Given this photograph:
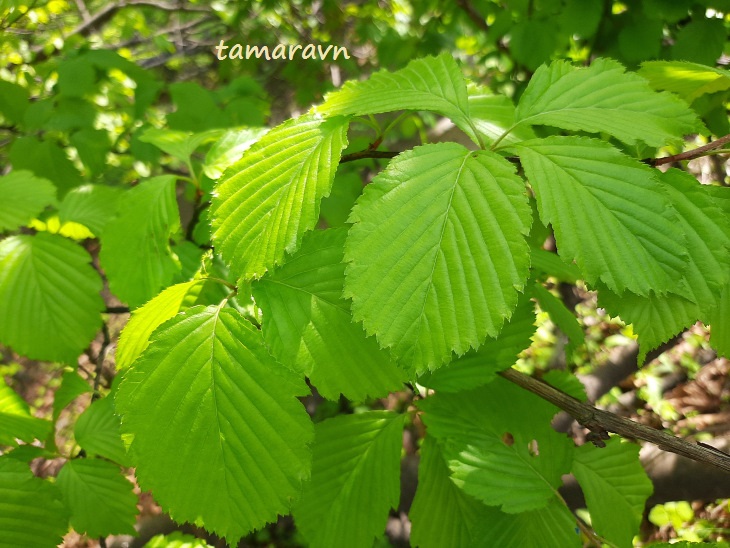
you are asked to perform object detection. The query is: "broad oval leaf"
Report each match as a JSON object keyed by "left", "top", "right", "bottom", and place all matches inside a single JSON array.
[
  {"left": 253, "top": 228, "right": 407, "bottom": 401},
  {"left": 0, "top": 457, "right": 68, "bottom": 547},
  {"left": 57, "top": 459, "right": 138, "bottom": 537},
  {"left": 0, "top": 233, "right": 103, "bottom": 364},
  {"left": 0, "top": 378, "right": 52, "bottom": 446},
  {"left": 0, "top": 170, "right": 57, "bottom": 232},
  {"left": 211, "top": 113, "right": 349, "bottom": 282},
  {"left": 116, "top": 305, "right": 313, "bottom": 542},
  {"left": 572, "top": 438, "right": 653, "bottom": 548},
  {"left": 345, "top": 143, "right": 532, "bottom": 372},
  {"left": 510, "top": 137, "right": 688, "bottom": 296},
  {"left": 512, "top": 58, "right": 702, "bottom": 147},
  {"left": 99, "top": 175, "right": 181, "bottom": 308},
  {"left": 58, "top": 184, "right": 122, "bottom": 237},
  {"left": 293, "top": 411, "right": 403, "bottom": 548},
  {"left": 419, "top": 376, "right": 574, "bottom": 513},
  {"left": 203, "top": 127, "right": 268, "bottom": 179},
  {"left": 467, "top": 84, "right": 536, "bottom": 146},
  {"left": 639, "top": 61, "right": 730, "bottom": 102},
  {"left": 315, "top": 52, "right": 478, "bottom": 144},
  {"left": 75, "top": 396, "right": 130, "bottom": 466}
]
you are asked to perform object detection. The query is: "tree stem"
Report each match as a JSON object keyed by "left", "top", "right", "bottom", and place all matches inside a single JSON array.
[{"left": 652, "top": 133, "right": 730, "bottom": 166}]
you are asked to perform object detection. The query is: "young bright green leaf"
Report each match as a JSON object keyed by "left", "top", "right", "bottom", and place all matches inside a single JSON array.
[
  {"left": 100, "top": 175, "right": 181, "bottom": 308},
  {"left": 0, "top": 170, "right": 57, "bottom": 232},
  {"left": 410, "top": 436, "right": 492, "bottom": 548},
  {"left": 57, "top": 459, "right": 138, "bottom": 537},
  {"left": 417, "top": 293, "right": 535, "bottom": 392},
  {"left": 467, "top": 498, "right": 580, "bottom": 548},
  {"left": 58, "top": 184, "right": 123, "bottom": 237},
  {"left": 75, "top": 396, "right": 130, "bottom": 466},
  {"left": 572, "top": 438, "right": 653, "bottom": 548},
  {"left": 512, "top": 59, "right": 702, "bottom": 147},
  {"left": 419, "top": 376, "right": 573, "bottom": 513},
  {"left": 52, "top": 370, "right": 92, "bottom": 421},
  {"left": 345, "top": 143, "right": 532, "bottom": 373},
  {"left": 145, "top": 532, "right": 214, "bottom": 548},
  {"left": 639, "top": 61, "right": 730, "bottom": 102},
  {"left": 203, "top": 127, "right": 268, "bottom": 179},
  {"left": 0, "top": 233, "right": 103, "bottom": 364},
  {"left": 211, "top": 114, "right": 349, "bottom": 281},
  {"left": 293, "top": 411, "right": 404, "bottom": 548},
  {"left": 0, "top": 378, "right": 52, "bottom": 446},
  {"left": 316, "top": 52, "right": 478, "bottom": 144},
  {"left": 116, "top": 279, "right": 205, "bottom": 370},
  {"left": 467, "top": 84, "right": 536, "bottom": 146},
  {"left": 0, "top": 457, "right": 68, "bottom": 547},
  {"left": 531, "top": 283, "right": 584, "bottom": 361},
  {"left": 253, "top": 228, "right": 407, "bottom": 401},
  {"left": 116, "top": 305, "right": 313, "bottom": 542},
  {"left": 511, "top": 137, "right": 687, "bottom": 296},
  {"left": 140, "top": 127, "right": 224, "bottom": 163}
]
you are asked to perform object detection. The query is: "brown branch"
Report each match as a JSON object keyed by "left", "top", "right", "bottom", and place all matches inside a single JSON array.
[
  {"left": 499, "top": 368, "right": 730, "bottom": 473},
  {"left": 652, "top": 133, "right": 730, "bottom": 166},
  {"left": 455, "top": 0, "right": 489, "bottom": 31},
  {"left": 340, "top": 150, "right": 399, "bottom": 164}
]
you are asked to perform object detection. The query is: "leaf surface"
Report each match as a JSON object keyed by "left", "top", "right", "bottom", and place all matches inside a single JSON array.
[
  {"left": 57, "top": 459, "right": 138, "bottom": 537},
  {"left": 513, "top": 59, "right": 702, "bottom": 146},
  {"left": 572, "top": 438, "right": 653, "bottom": 548},
  {"left": 203, "top": 127, "right": 268, "bottom": 179},
  {"left": 100, "top": 175, "right": 181, "bottom": 307},
  {"left": 511, "top": 137, "right": 687, "bottom": 296},
  {"left": 419, "top": 376, "right": 573, "bottom": 513},
  {"left": 293, "top": 411, "right": 403, "bottom": 548},
  {"left": 75, "top": 396, "right": 130, "bottom": 466},
  {"left": 58, "top": 184, "right": 122, "bottom": 237},
  {"left": 316, "top": 53, "right": 477, "bottom": 143},
  {"left": 0, "top": 233, "right": 103, "bottom": 363},
  {"left": 116, "top": 305, "right": 313, "bottom": 541},
  {"left": 211, "top": 114, "right": 349, "bottom": 281},
  {"left": 253, "top": 229, "right": 407, "bottom": 400},
  {"left": 345, "top": 143, "right": 531, "bottom": 372},
  {"left": 639, "top": 61, "right": 730, "bottom": 102},
  {"left": 0, "top": 457, "right": 68, "bottom": 547},
  {"left": 0, "top": 378, "right": 52, "bottom": 446},
  {"left": 0, "top": 170, "right": 57, "bottom": 232}
]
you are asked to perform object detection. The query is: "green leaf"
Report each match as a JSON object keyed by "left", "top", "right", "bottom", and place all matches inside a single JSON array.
[
  {"left": 253, "top": 228, "right": 407, "bottom": 401},
  {"left": 293, "top": 411, "right": 403, "bottom": 548},
  {"left": 419, "top": 376, "right": 574, "bottom": 513},
  {"left": 0, "top": 377, "right": 52, "bottom": 446},
  {"left": 467, "top": 84, "right": 536, "bottom": 146},
  {"left": 100, "top": 175, "right": 181, "bottom": 307},
  {"left": 511, "top": 59, "right": 702, "bottom": 147},
  {"left": 672, "top": 17, "right": 726, "bottom": 66},
  {"left": 70, "top": 128, "right": 112, "bottom": 175},
  {"left": 145, "top": 532, "right": 214, "bottom": 548},
  {"left": 116, "top": 305, "right": 313, "bottom": 541},
  {"left": 319, "top": 170, "right": 363, "bottom": 227},
  {"left": 75, "top": 396, "right": 130, "bottom": 466},
  {"left": 572, "top": 438, "right": 653, "bottom": 548},
  {"left": 597, "top": 168, "right": 730, "bottom": 361},
  {"left": 57, "top": 57, "right": 96, "bottom": 97},
  {"left": 0, "top": 233, "right": 103, "bottom": 363},
  {"left": 58, "top": 184, "right": 123, "bottom": 237},
  {"left": 531, "top": 283, "right": 584, "bottom": 361},
  {"left": 510, "top": 137, "right": 687, "bottom": 296},
  {"left": 639, "top": 61, "right": 730, "bottom": 102},
  {"left": 316, "top": 52, "right": 478, "bottom": 144},
  {"left": 57, "top": 459, "right": 138, "bottom": 537},
  {"left": 140, "top": 128, "right": 224, "bottom": 164},
  {"left": 52, "top": 370, "right": 92, "bottom": 421},
  {"left": 0, "top": 457, "right": 68, "bottom": 547},
  {"left": 203, "top": 127, "right": 268, "bottom": 179},
  {"left": 509, "top": 19, "right": 561, "bottom": 72},
  {"left": 0, "top": 80, "right": 30, "bottom": 124},
  {"left": 0, "top": 170, "right": 57, "bottom": 232},
  {"left": 9, "top": 136, "right": 83, "bottom": 196},
  {"left": 116, "top": 279, "right": 206, "bottom": 370},
  {"left": 468, "top": 498, "right": 581, "bottom": 548},
  {"left": 530, "top": 247, "right": 582, "bottom": 284},
  {"left": 345, "top": 143, "right": 532, "bottom": 372},
  {"left": 410, "top": 436, "right": 491, "bottom": 548},
  {"left": 709, "top": 282, "right": 730, "bottom": 358},
  {"left": 211, "top": 114, "right": 349, "bottom": 281},
  {"left": 417, "top": 293, "right": 535, "bottom": 392}
]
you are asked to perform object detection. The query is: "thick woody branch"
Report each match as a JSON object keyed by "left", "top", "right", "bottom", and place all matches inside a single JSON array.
[{"left": 499, "top": 368, "right": 730, "bottom": 473}]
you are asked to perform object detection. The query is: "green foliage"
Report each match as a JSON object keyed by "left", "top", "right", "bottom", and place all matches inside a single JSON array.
[{"left": 1, "top": 4, "right": 729, "bottom": 542}]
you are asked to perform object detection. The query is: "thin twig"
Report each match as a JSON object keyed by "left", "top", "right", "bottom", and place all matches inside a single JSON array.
[
  {"left": 499, "top": 368, "right": 730, "bottom": 473},
  {"left": 92, "top": 323, "right": 110, "bottom": 401},
  {"left": 104, "top": 306, "right": 130, "bottom": 314},
  {"left": 652, "top": 134, "right": 730, "bottom": 166},
  {"left": 340, "top": 150, "right": 399, "bottom": 164}
]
